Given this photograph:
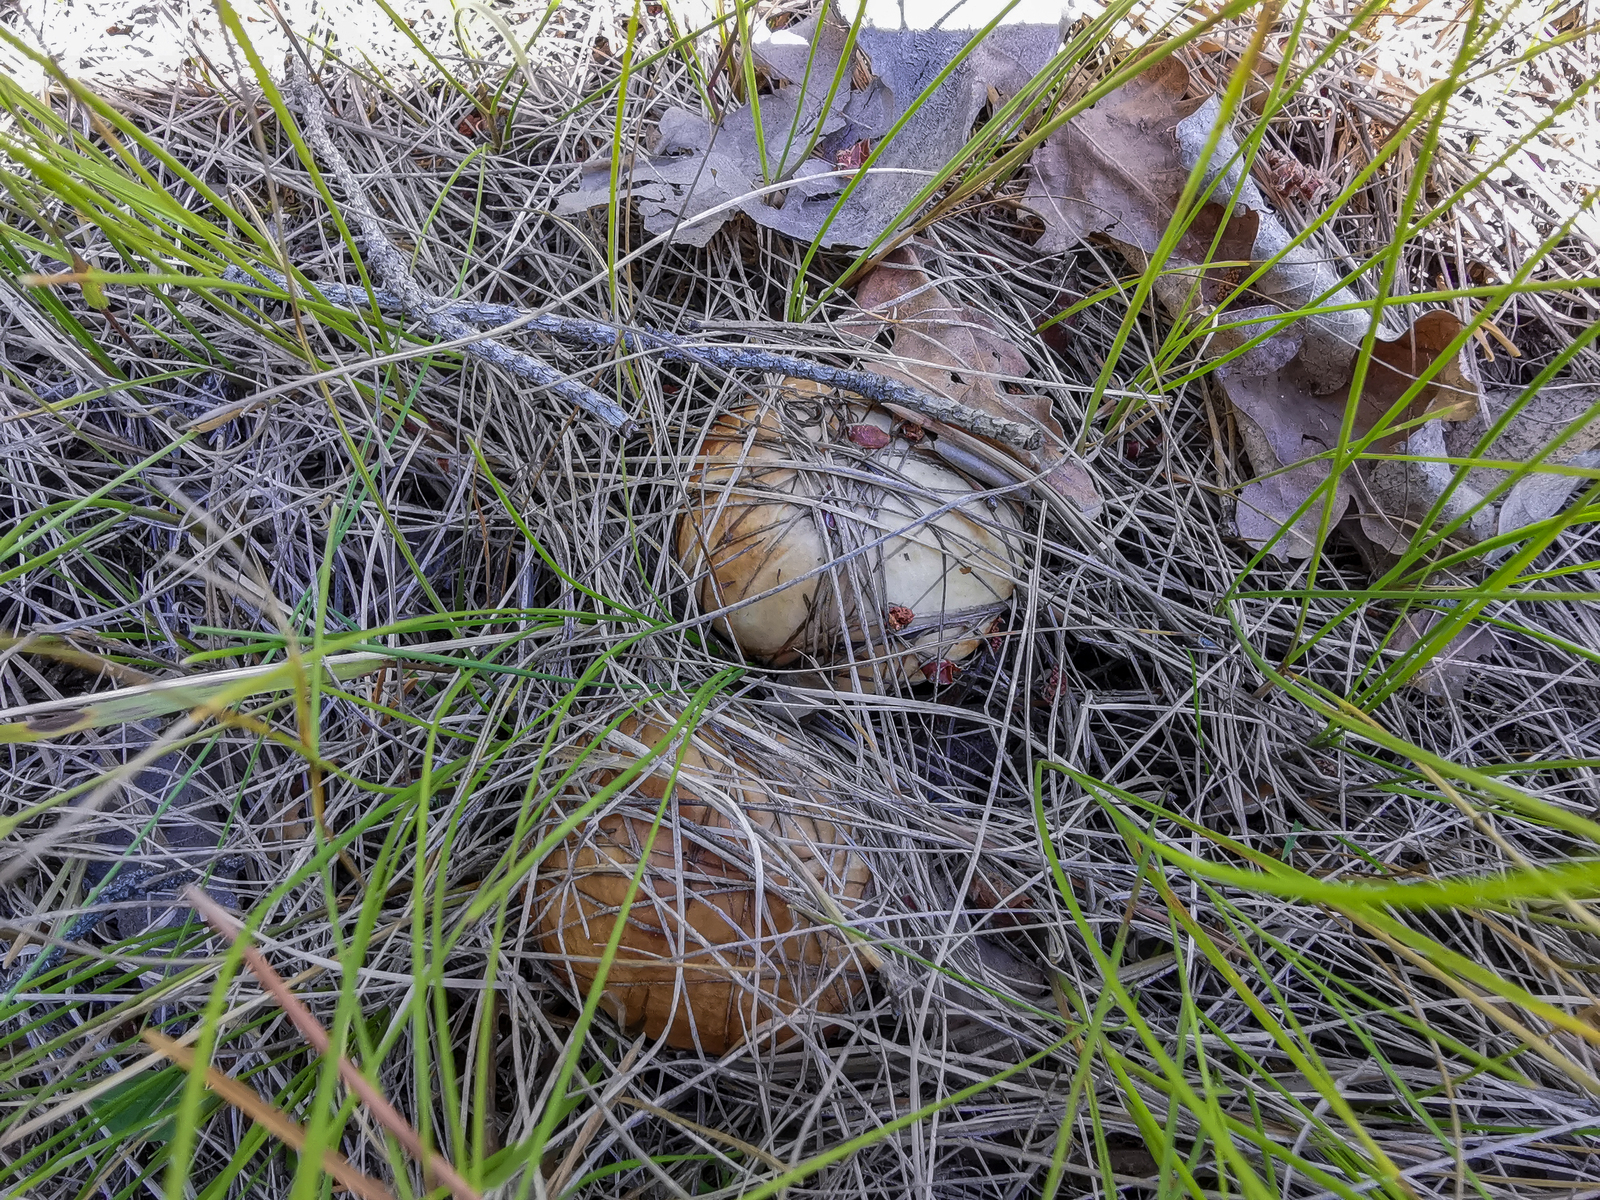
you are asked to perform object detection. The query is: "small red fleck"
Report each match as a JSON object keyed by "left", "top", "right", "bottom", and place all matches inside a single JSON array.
[
  {"left": 846, "top": 423, "right": 891, "bottom": 449},
  {"left": 924, "top": 659, "right": 960, "bottom": 686},
  {"left": 886, "top": 605, "right": 914, "bottom": 632},
  {"left": 897, "top": 421, "right": 924, "bottom": 442},
  {"left": 1033, "top": 286, "right": 1083, "bottom": 352},
  {"left": 1039, "top": 665, "right": 1069, "bottom": 701},
  {"left": 1124, "top": 432, "right": 1165, "bottom": 461},
  {"left": 836, "top": 139, "right": 872, "bottom": 171}
]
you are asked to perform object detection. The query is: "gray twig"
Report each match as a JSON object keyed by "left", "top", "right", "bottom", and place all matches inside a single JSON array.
[
  {"left": 219, "top": 265, "right": 1044, "bottom": 451},
  {"left": 0, "top": 861, "right": 237, "bottom": 1005},
  {"left": 282, "top": 68, "right": 634, "bottom": 433}
]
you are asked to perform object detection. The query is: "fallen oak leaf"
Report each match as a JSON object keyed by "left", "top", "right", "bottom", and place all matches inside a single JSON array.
[
  {"left": 1451, "top": 383, "right": 1600, "bottom": 556},
  {"left": 835, "top": 138, "right": 872, "bottom": 171},
  {"left": 1354, "top": 384, "right": 1600, "bottom": 565},
  {"left": 1124, "top": 200, "right": 1269, "bottom": 381},
  {"left": 1025, "top": 59, "right": 1364, "bottom": 366},
  {"left": 1231, "top": 413, "right": 1355, "bottom": 558},
  {"left": 1175, "top": 94, "right": 1480, "bottom": 559},
  {"left": 1025, "top": 56, "right": 1200, "bottom": 256},
  {"left": 557, "top": 8, "right": 1061, "bottom": 248},
  {"left": 1226, "top": 310, "right": 1479, "bottom": 558},
  {"left": 1493, "top": 447, "right": 1600, "bottom": 550},
  {"left": 1023, "top": 55, "right": 1480, "bottom": 558},
  {"left": 847, "top": 247, "right": 1101, "bottom": 518}
]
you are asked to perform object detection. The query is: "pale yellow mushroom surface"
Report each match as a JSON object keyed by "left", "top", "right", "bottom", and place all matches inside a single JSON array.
[{"left": 675, "top": 385, "right": 1020, "bottom": 687}]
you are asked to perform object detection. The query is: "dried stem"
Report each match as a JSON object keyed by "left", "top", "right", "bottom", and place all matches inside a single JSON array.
[
  {"left": 217, "top": 263, "right": 1044, "bottom": 450},
  {"left": 282, "top": 67, "right": 633, "bottom": 433},
  {"left": 184, "top": 887, "right": 484, "bottom": 1200},
  {"left": 142, "top": 1029, "right": 399, "bottom": 1200}
]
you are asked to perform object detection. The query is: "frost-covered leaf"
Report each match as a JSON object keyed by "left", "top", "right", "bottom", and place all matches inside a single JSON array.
[{"left": 556, "top": 11, "right": 1061, "bottom": 247}]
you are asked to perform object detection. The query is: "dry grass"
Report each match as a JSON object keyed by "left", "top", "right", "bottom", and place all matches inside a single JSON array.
[{"left": 1, "top": 1, "right": 1598, "bottom": 1197}]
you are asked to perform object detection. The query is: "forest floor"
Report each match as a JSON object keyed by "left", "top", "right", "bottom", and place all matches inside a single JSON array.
[{"left": 2, "top": 1, "right": 1598, "bottom": 1198}]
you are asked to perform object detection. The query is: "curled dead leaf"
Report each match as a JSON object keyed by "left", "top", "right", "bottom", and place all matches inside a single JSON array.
[
  {"left": 847, "top": 248, "right": 1100, "bottom": 518},
  {"left": 557, "top": 10, "right": 1061, "bottom": 248},
  {"left": 1022, "top": 56, "right": 1481, "bottom": 558}
]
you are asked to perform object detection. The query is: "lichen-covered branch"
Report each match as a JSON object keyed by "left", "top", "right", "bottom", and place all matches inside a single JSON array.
[
  {"left": 220, "top": 262, "right": 1044, "bottom": 451},
  {"left": 281, "top": 67, "right": 634, "bottom": 432}
]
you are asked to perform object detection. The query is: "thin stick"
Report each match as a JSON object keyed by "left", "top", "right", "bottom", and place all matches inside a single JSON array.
[
  {"left": 612, "top": 1094, "right": 789, "bottom": 1171},
  {"left": 183, "top": 887, "right": 484, "bottom": 1200},
  {"left": 281, "top": 67, "right": 633, "bottom": 434},
  {"left": 544, "top": 1036, "right": 645, "bottom": 1197},
  {"left": 141, "top": 1029, "right": 398, "bottom": 1200},
  {"left": 217, "top": 264, "right": 1044, "bottom": 450}
]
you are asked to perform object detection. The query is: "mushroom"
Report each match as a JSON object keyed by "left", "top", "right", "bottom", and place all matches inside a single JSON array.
[
  {"left": 532, "top": 707, "right": 873, "bottom": 1053},
  {"left": 674, "top": 382, "right": 1020, "bottom": 688}
]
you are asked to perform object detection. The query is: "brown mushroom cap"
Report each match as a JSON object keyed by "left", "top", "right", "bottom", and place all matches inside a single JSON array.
[
  {"left": 532, "top": 711, "right": 873, "bottom": 1053},
  {"left": 674, "top": 386, "right": 1019, "bottom": 687}
]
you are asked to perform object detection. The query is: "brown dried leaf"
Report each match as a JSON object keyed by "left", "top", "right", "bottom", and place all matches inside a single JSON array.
[
  {"left": 1024, "top": 57, "right": 1199, "bottom": 255},
  {"left": 557, "top": 11, "right": 1060, "bottom": 248},
  {"left": 1225, "top": 310, "right": 1477, "bottom": 557},
  {"left": 1022, "top": 58, "right": 1481, "bottom": 558},
  {"left": 1232, "top": 411, "right": 1354, "bottom": 559},
  {"left": 1349, "top": 384, "right": 1600, "bottom": 564},
  {"left": 1223, "top": 312, "right": 1475, "bottom": 471},
  {"left": 850, "top": 249, "right": 1100, "bottom": 516}
]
